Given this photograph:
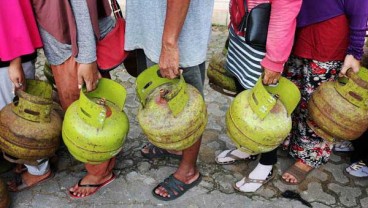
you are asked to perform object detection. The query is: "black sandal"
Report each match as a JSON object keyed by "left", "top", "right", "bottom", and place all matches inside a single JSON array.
[
  {"left": 140, "top": 143, "right": 182, "bottom": 160},
  {"left": 152, "top": 173, "right": 202, "bottom": 201}
]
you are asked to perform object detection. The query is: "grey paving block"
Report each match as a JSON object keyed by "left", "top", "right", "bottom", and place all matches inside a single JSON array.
[
  {"left": 302, "top": 182, "right": 336, "bottom": 205},
  {"left": 328, "top": 183, "right": 362, "bottom": 207},
  {"left": 360, "top": 197, "right": 368, "bottom": 208},
  {"left": 323, "top": 163, "right": 349, "bottom": 184}
]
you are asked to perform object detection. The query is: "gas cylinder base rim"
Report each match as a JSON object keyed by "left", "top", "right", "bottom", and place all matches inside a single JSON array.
[
  {"left": 2, "top": 151, "right": 48, "bottom": 166},
  {"left": 306, "top": 119, "right": 335, "bottom": 142},
  {"left": 226, "top": 128, "right": 278, "bottom": 155},
  {"left": 209, "top": 81, "right": 237, "bottom": 97},
  {"left": 66, "top": 145, "right": 124, "bottom": 165}
]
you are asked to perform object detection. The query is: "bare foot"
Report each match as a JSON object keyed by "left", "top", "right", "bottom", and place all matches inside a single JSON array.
[
  {"left": 8, "top": 171, "right": 52, "bottom": 192},
  {"left": 69, "top": 173, "right": 114, "bottom": 198},
  {"left": 282, "top": 161, "right": 313, "bottom": 184},
  {"left": 154, "top": 171, "right": 200, "bottom": 198}
]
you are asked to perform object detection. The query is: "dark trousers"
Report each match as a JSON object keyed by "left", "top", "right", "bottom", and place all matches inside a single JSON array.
[{"left": 351, "top": 131, "right": 368, "bottom": 164}]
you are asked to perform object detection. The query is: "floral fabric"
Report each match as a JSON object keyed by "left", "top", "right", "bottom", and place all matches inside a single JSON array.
[{"left": 283, "top": 56, "right": 342, "bottom": 168}]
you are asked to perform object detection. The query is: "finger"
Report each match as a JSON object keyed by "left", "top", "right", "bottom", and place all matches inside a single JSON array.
[
  {"left": 92, "top": 81, "right": 98, "bottom": 91},
  {"left": 159, "top": 68, "right": 167, "bottom": 78},
  {"left": 77, "top": 74, "right": 84, "bottom": 90},
  {"left": 272, "top": 79, "right": 278, "bottom": 84},
  {"left": 339, "top": 66, "right": 349, "bottom": 77},
  {"left": 262, "top": 75, "right": 270, "bottom": 85},
  {"left": 172, "top": 67, "right": 180, "bottom": 77},
  {"left": 167, "top": 69, "right": 176, "bottom": 79},
  {"left": 21, "top": 82, "right": 26, "bottom": 91},
  {"left": 168, "top": 72, "right": 175, "bottom": 79},
  {"left": 97, "top": 71, "right": 102, "bottom": 79},
  {"left": 13, "top": 78, "right": 22, "bottom": 89},
  {"left": 85, "top": 81, "right": 93, "bottom": 92},
  {"left": 13, "top": 82, "right": 21, "bottom": 89},
  {"left": 18, "top": 78, "right": 26, "bottom": 91}
]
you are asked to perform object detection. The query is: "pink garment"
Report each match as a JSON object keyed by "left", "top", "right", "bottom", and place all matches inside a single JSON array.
[
  {"left": 230, "top": 0, "right": 302, "bottom": 72},
  {"left": 0, "top": 1, "right": 42, "bottom": 61}
]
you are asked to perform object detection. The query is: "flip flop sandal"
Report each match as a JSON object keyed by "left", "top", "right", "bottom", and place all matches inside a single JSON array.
[
  {"left": 282, "top": 164, "right": 313, "bottom": 185},
  {"left": 215, "top": 149, "right": 257, "bottom": 165},
  {"left": 141, "top": 143, "right": 182, "bottom": 160},
  {"left": 233, "top": 168, "right": 276, "bottom": 193},
  {"left": 69, "top": 172, "right": 116, "bottom": 199},
  {"left": 152, "top": 173, "right": 202, "bottom": 201},
  {"left": 9, "top": 171, "right": 55, "bottom": 192}
]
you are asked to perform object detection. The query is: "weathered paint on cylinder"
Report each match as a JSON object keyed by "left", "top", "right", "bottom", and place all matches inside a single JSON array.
[
  {"left": 226, "top": 90, "right": 292, "bottom": 154},
  {"left": 0, "top": 179, "right": 10, "bottom": 208},
  {"left": 207, "top": 50, "right": 239, "bottom": 95},
  {"left": 137, "top": 65, "right": 207, "bottom": 151},
  {"left": 0, "top": 80, "right": 61, "bottom": 164},
  {"left": 226, "top": 77, "right": 301, "bottom": 155},
  {"left": 62, "top": 79, "right": 129, "bottom": 164},
  {"left": 308, "top": 67, "right": 368, "bottom": 141},
  {"left": 138, "top": 85, "right": 207, "bottom": 150}
]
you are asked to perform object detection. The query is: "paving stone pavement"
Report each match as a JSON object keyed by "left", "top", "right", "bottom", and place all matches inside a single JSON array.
[{"left": 3, "top": 26, "right": 368, "bottom": 208}]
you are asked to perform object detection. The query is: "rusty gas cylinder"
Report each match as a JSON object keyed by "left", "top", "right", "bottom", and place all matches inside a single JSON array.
[
  {"left": 308, "top": 67, "right": 368, "bottom": 142},
  {"left": 137, "top": 65, "right": 207, "bottom": 151},
  {"left": 207, "top": 48, "right": 240, "bottom": 97},
  {"left": 0, "top": 80, "right": 61, "bottom": 165}
]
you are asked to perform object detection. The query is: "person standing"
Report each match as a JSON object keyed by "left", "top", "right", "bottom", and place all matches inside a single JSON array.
[
  {"left": 31, "top": 0, "right": 117, "bottom": 198},
  {"left": 215, "top": 0, "right": 302, "bottom": 192},
  {"left": 282, "top": 0, "right": 368, "bottom": 184},
  {"left": 0, "top": 0, "right": 53, "bottom": 192},
  {"left": 125, "top": 0, "right": 214, "bottom": 200}
]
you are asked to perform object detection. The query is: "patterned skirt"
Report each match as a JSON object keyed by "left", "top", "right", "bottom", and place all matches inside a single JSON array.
[{"left": 283, "top": 56, "right": 342, "bottom": 168}]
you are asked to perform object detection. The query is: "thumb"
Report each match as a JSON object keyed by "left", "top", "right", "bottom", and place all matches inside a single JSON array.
[{"left": 262, "top": 72, "right": 269, "bottom": 85}]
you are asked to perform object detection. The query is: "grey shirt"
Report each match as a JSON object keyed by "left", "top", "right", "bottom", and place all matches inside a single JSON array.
[
  {"left": 124, "top": 0, "right": 214, "bottom": 68},
  {"left": 39, "top": 0, "right": 115, "bottom": 65}
]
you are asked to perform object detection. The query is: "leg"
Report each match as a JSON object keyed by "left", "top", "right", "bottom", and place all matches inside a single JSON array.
[
  {"left": 234, "top": 149, "right": 277, "bottom": 192},
  {"left": 351, "top": 131, "right": 368, "bottom": 164},
  {"left": 8, "top": 159, "right": 53, "bottom": 192},
  {"left": 283, "top": 58, "right": 341, "bottom": 184},
  {"left": 50, "top": 57, "right": 80, "bottom": 111},
  {"left": 214, "top": 82, "right": 256, "bottom": 165},
  {"left": 345, "top": 131, "right": 368, "bottom": 178},
  {"left": 69, "top": 157, "right": 116, "bottom": 198},
  {"left": 140, "top": 57, "right": 188, "bottom": 158},
  {"left": 151, "top": 62, "right": 206, "bottom": 200},
  {"left": 52, "top": 57, "right": 116, "bottom": 197}
]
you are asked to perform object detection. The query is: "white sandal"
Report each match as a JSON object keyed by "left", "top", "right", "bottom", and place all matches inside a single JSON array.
[
  {"left": 215, "top": 149, "right": 257, "bottom": 165},
  {"left": 233, "top": 168, "right": 275, "bottom": 193}
]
